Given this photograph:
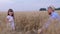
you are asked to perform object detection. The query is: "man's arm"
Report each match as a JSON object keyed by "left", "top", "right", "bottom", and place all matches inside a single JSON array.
[{"left": 38, "top": 17, "right": 54, "bottom": 34}]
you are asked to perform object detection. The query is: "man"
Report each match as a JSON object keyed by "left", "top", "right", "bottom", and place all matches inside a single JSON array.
[{"left": 38, "top": 6, "right": 60, "bottom": 34}]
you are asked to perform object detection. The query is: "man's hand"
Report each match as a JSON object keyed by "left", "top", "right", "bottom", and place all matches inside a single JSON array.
[
  {"left": 38, "top": 28, "right": 42, "bottom": 34},
  {"left": 38, "top": 27, "right": 45, "bottom": 34}
]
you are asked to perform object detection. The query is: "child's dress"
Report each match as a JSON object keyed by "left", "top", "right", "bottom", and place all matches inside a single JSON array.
[{"left": 7, "top": 15, "right": 15, "bottom": 31}]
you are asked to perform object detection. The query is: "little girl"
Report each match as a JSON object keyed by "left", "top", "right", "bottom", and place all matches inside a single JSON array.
[{"left": 6, "top": 9, "right": 15, "bottom": 31}]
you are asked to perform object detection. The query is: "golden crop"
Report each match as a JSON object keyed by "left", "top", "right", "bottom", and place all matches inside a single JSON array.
[{"left": 0, "top": 10, "right": 60, "bottom": 34}]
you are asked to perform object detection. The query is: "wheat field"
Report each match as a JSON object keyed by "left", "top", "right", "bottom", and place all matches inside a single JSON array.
[{"left": 0, "top": 10, "right": 60, "bottom": 34}]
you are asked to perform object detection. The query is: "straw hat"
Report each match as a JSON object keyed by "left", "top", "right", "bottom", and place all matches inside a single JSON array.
[{"left": 48, "top": 6, "right": 55, "bottom": 11}]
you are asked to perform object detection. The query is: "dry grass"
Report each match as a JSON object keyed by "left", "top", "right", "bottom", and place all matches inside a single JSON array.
[{"left": 0, "top": 10, "right": 60, "bottom": 34}]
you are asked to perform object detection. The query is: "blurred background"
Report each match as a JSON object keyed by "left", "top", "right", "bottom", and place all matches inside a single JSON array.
[{"left": 0, "top": 0, "right": 60, "bottom": 11}]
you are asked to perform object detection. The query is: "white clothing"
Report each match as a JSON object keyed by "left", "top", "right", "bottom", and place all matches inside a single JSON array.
[{"left": 7, "top": 15, "right": 15, "bottom": 30}]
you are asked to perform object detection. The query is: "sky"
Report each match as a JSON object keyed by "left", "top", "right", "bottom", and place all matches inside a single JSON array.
[{"left": 0, "top": 0, "right": 60, "bottom": 11}]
